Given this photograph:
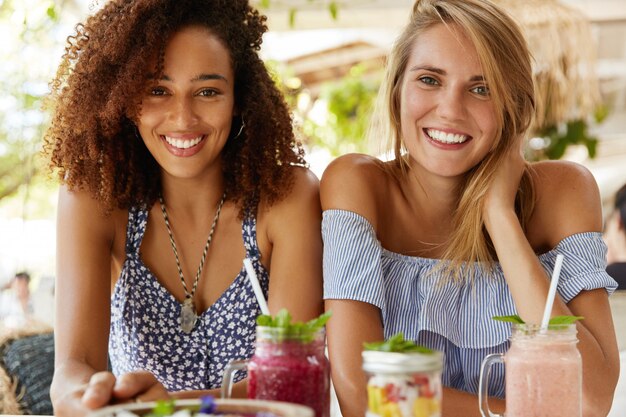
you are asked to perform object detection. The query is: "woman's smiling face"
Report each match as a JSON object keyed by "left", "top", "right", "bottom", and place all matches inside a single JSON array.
[
  {"left": 399, "top": 22, "right": 498, "bottom": 179},
  {"left": 137, "top": 25, "right": 236, "bottom": 181}
]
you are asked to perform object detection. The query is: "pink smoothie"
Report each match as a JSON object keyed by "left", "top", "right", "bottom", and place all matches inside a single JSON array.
[
  {"left": 247, "top": 338, "right": 330, "bottom": 417},
  {"left": 505, "top": 339, "right": 581, "bottom": 417}
]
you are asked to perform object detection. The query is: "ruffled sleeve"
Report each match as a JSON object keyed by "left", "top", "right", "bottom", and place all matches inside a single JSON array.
[
  {"left": 539, "top": 232, "right": 617, "bottom": 303},
  {"left": 322, "top": 209, "right": 386, "bottom": 311}
]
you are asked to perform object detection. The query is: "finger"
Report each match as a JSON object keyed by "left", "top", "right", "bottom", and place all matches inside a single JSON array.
[
  {"left": 54, "top": 389, "right": 92, "bottom": 417},
  {"left": 82, "top": 372, "right": 116, "bottom": 409},
  {"left": 113, "top": 371, "right": 170, "bottom": 402}
]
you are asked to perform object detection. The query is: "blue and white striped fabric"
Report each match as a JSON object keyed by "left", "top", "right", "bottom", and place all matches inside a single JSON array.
[{"left": 322, "top": 209, "right": 617, "bottom": 398}]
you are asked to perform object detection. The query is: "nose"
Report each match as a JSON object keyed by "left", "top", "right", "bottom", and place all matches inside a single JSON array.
[
  {"left": 167, "top": 96, "right": 199, "bottom": 127},
  {"left": 436, "top": 87, "right": 467, "bottom": 121}
]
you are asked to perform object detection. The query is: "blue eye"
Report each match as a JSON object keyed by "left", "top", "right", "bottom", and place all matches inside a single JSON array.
[
  {"left": 471, "top": 85, "right": 490, "bottom": 96},
  {"left": 418, "top": 76, "right": 439, "bottom": 86}
]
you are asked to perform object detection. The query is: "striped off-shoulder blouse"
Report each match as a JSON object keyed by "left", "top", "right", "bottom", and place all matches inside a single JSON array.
[{"left": 322, "top": 209, "right": 617, "bottom": 398}]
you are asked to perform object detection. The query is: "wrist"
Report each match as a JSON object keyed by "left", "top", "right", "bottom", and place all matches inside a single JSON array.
[{"left": 483, "top": 205, "right": 518, "bottom": 234}]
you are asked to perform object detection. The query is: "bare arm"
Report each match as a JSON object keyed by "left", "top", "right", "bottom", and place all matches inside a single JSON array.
[
  {"left": 51, "top": 186, "right": 116, "bottom": 416},
  {"left": 51, "top": 187, "right": 169, "bottom": 416},
  {"left": 325, "top": 299, "right": 383, "bottom": 417},
  {"left": 264, "top": 168, "right": 324, "bottom": 321},
  {"left": 484, "top": 154, "right": 619, "bottom": 417}
]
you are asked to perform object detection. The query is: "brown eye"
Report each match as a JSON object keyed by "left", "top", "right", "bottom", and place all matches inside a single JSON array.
[
  {"left": 150, "top": 87, "right": 167, "bottom": 96},
  {"left": 197, "top": 88, "right": 218, "bottom": 97}
]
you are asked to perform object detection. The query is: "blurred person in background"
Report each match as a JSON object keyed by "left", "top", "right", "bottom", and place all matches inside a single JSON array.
[
  {"left": 604, "top": 183, "right": 626, "bottom": 288},
  {"left": 0, "top": 271, "right": 34, "bottom": 328}
]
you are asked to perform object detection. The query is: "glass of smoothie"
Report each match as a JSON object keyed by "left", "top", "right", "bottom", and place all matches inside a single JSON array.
[
  {"left": 221, "top": 312, "right": 330, "bottom": 417},
  {"left": 479, "top": 323, "right": 582, "bottom": 417},
  {"left": 363, "top": 350, "right": 443, "bottom": 417}
]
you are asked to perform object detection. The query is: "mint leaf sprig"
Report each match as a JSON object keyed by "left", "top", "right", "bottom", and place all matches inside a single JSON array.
[
  {"left": 492, "top": 315, "right": 584, "bottom": 326},
  {"left": 363, "top": 332, "right": 433, "bottom": 354},
  {"left": 256, "top": 308, "right": 332, "bottom": 342},
  {"left": 146, "top": 399, "right": 176, "bottom": 417},
  {"left": 145, "top": 396, "right": 215, "bottom": 417}
]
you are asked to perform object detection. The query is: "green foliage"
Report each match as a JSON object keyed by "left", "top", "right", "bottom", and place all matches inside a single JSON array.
[
  {"left": 364, "top": 332, "right": 434, "bottom": 354},
  {"left": 0, "top": 0, "right": 66, "bottom": 206},
  {"left": 530, "top": 104, "right": 609, "bottom": 161},
  {"left": 256, "top": 0, "right": 340, "bottom": 28},
  {"left": 303, "top": 65, "right": 381, "bottom": 156},
  {"left": 328, "top": 1, "right": 338, "bottom": 20},
  {"left": 256, "top": 308, "right": 332, "bottom": 342}
]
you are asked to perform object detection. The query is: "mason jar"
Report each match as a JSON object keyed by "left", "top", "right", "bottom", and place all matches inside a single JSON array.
[
  {"left": 479, "top": 323, "right": 582, "bottom": 417},
  {"left": 362, "top": 349, "right": 443, "bottom": 417},
  {"left": 222, "top": 326, "right": 330, "bottom": 417}
]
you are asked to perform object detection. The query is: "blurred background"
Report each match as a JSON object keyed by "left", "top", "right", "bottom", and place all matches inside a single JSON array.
[
  {"left": 1, "top": 0, "right": 626, "bottom": 367},
  {"left": 1, "top": 0, "right": 625, "bottom": 414}
]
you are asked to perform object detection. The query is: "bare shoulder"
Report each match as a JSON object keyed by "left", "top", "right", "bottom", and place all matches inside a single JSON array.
[
  {"left": 529, "top": 160, "right": 602, "bottom": 246},
  {"left": 274, "top": 166, "right": 319, "bottom": 208},
  {"left": 531, "top": 160, "right": 600, "bottom": 208},
  {"left": 320, "top": 153, "right": 391, "bottom": 221},
  {"left": 57, "top": 185, "right": 124, "bottom": 243},
  {"left": 262, "top": 167, "right": 320, "bottom": 222}
]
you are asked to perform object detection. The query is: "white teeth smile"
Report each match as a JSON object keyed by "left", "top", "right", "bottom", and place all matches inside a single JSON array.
[
  {"left": 426, "top": 129, "right": 470, "bottom": 144},
  {"left": 163, "top": 135, "right": 203, "bottom": 149}
]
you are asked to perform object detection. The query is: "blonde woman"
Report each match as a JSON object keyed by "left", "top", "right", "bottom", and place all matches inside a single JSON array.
[{"left": 321, "top": 0, "right": 619, "bottom": 416}]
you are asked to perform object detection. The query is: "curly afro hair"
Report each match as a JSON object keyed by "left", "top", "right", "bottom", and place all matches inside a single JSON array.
[{"left": 44, "top": 0, "right": 306, "bottom": 215}]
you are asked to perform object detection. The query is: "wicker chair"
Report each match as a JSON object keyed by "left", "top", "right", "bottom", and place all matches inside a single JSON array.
[{"left": 0, "top": 324, "right": 54, "bottom": 415}]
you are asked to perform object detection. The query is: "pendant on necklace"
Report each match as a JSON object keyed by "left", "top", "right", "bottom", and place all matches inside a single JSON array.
[{"left": 180, "top": 297, "right": 197, "bottom": 334}]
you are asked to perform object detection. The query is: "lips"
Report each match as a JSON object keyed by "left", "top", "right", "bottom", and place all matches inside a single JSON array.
[{"left": 425, "top": 128, "right": 471, "bottom": 144}]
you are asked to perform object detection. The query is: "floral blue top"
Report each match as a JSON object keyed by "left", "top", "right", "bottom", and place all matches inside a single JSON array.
[
  {"left": 109, "top": 206, "right": 268, "bottom": 391},
  {"left": 322, "top": 209, "right": 618, "bottom": 398}
]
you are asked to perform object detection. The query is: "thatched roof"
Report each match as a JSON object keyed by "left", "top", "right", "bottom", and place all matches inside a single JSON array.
[{"left": 494, "top": 0, "right": 601, "bottom": 129}]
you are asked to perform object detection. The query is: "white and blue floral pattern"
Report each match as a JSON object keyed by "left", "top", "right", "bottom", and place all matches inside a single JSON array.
[{"left": 109, "top": 206, "right": 268, "bottom": 390}]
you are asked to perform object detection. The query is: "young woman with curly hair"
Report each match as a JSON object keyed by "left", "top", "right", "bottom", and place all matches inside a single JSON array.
[
  {"left": 321, "top": 0, "right": 618, "bottom": 416},
  {"left": 44, "top": 0, "right": 323, "bottom": 414}
]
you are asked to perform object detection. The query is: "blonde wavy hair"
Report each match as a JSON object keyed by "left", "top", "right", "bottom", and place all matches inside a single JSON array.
[{"left": 372, "top": 0, "right": 536, "bottom": 278}]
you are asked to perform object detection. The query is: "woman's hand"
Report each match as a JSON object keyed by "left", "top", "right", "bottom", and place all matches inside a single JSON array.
[
  {"left": 483, "top": 137, "right": 526, "bottom": 228},
  {"left": 54, "top": 370, "right": 171, "bottom": 417},
  {"left": 110, "top": 371, "right": 171, "bottom": 403},
  {"left": 83, "top": 370, "right": 170, "bottom": 407}
]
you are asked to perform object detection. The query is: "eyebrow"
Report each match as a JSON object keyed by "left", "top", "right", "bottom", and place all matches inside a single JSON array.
[
  {"left": 409, "top": 65, "right": 485, "bottom": 82},
  {"left": 147, "top": 73, "right": 229, "bottom": 83}
]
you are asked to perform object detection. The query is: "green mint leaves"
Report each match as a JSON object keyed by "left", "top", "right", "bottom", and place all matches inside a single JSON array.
[
  {"left": 146, "top": 399, "right": 176, "bottom": 417},
  {"left": 363, "top": 332, "right": 434, "bottom": 354},
  {"left": 492, "top": 315, "right": 584, "bottom": 325},
  {"left": 145, "top": 396, "right": 215, "bottom": 416},
  {"left": 256, "top": 308, "right": 332, "bottom": 341},
  {"left": 492, "top": 315, "right": 526, "bottom": 324},
  {"left": 547, "top": 315, "right": 585, "bottom": 325}
]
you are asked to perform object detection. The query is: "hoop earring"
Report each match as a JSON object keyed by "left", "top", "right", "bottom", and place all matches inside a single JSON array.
[{"left": 232, "top": 115, "right": 246, "bottom": 140}]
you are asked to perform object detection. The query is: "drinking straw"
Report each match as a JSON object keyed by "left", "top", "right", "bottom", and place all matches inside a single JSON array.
[
  {"left": 540, "top": 254, "right": 565, "bottom": 329},
  {"left": 243, "top": 258, "right": 270, "bottom": 315}
]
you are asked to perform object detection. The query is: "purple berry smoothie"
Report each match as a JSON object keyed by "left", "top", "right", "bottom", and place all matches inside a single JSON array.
[{"left": 247, "top": 328, "right": 330, "bottom": 417}]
